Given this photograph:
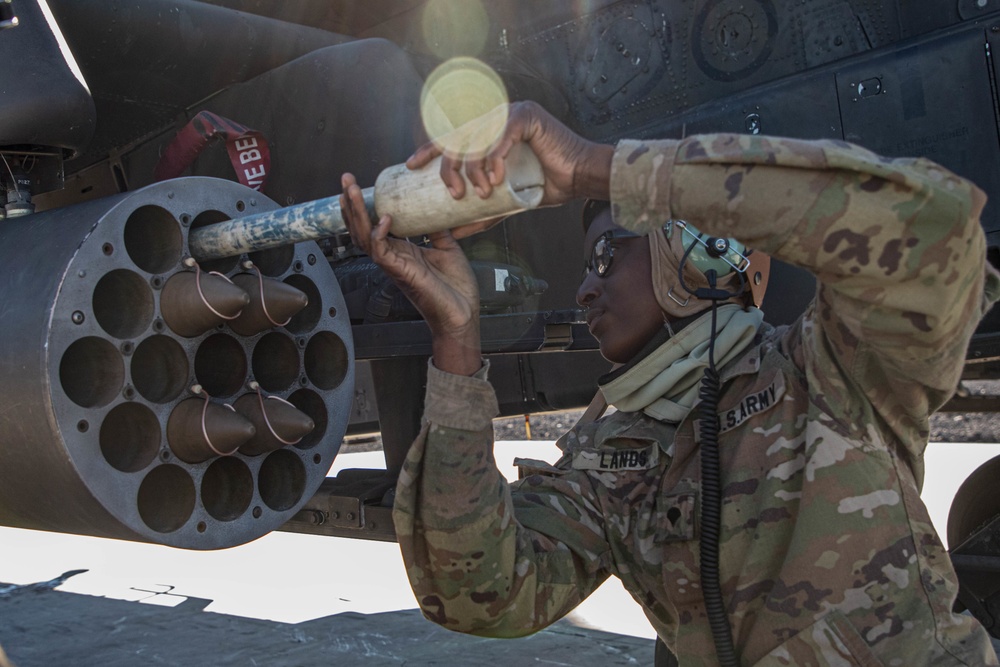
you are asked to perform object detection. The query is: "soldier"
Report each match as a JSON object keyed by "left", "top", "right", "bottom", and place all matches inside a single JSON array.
[{"left": 340, "top": 101, "right": 1000, "bottom": 665}]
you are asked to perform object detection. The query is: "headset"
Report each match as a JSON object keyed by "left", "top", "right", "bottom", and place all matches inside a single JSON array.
[{"left": 667, "top": 219, "right": 748, "bottom": 667}]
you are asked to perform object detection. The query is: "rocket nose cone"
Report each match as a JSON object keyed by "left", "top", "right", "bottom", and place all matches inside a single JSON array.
[
  {"left": 203, "top": 402, "right": 257, "bottom": 453},
  {"left": 201, "top": 273, "right": 252, "bottom": 318},
  {"left": 167, "top": 398, "right": 255, "bottom": 463},
  {"left": 160, "top": 271, "right": 250, "bottom": 337},
  {"left": 229, "top": 274, "right": 309, "bottom": 336},
  {"left": 258, "top": 279, "right": 309, "bottom": 323},
  {"left": 233, "top": 394, "right": 315, "bottom": 455},
  {"left": 264, "top": 398, "right": 315, "bottom": 443}
]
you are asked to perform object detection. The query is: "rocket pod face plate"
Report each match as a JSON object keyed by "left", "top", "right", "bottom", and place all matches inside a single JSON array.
[{"left": 45, "top": 177, "right": 353, "bottom": 549}]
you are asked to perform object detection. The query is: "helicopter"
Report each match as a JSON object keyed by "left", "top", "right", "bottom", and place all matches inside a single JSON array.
[{"left": 0, "top": 0, "right": 997, "bottom": 641}]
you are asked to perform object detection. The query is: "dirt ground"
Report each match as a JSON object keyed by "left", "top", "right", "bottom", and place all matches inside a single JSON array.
[
  {"left": 491, "top": 379, "right": 1000, "bottom": 444},
  {"left": 336, "top": 380, "right": 1000, "bottom": 451},
  {"left": 927, "top": 379, "right": 1000, "bottom": 442}
]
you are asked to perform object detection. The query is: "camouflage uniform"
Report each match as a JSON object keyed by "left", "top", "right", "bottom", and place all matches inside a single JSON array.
[{"left": 393, "top": 134, "right": 1000, "bottom": 665}]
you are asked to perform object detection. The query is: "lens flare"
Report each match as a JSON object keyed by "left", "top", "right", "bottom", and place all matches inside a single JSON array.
[
  {"left": 421, "top": 0, "right": 490, "bottom": 59},
  {"left": 420, "top": 57, "right": 509, "bottom": 157}
]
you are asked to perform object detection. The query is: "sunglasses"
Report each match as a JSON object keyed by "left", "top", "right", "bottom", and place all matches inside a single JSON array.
[{"left": 583, "top": 229, "right": 641, "bottom": 279}]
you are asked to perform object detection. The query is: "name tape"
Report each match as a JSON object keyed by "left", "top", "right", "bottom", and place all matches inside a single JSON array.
[{"left": 572, "top": 443, "right": 660, "bottom": 471}]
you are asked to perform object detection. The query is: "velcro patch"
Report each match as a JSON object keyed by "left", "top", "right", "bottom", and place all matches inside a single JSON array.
[
  {"left": 719, "top": 373, "right": 786, "bottom": 434},
  {"left": 655, "top": 489, "right": 697, "bottom": 543},
  {"left": 571, "top": 444, "right": 660, "bottom": 471}
]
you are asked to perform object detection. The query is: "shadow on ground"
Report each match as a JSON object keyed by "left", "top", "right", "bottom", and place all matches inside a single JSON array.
[{"left": 0, "top": 581, "right": 653, "bottom": 667}]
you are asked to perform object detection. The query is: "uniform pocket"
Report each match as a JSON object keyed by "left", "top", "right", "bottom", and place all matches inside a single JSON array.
[
  {"left": 753, "top": 609, "right": 884, "bottom": 667},
  {"left": 513, "top": 456, "right": 568, "bottom": 479},
  {"left": 654, "top": 487, "right": 697, "bottom": 543}
]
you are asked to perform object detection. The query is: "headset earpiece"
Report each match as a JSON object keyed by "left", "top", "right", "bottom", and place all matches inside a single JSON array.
[{"left": 664, "top": 220, "right": 749, "bottom": 278}]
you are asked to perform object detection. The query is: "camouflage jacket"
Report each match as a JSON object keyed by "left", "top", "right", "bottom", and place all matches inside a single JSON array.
[{"left": 393, "top": 135, "right": 1000, "bottom": 666}]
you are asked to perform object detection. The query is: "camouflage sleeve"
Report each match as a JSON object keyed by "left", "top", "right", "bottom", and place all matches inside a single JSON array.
[
  {"left": 392, "top": 360, "right": 612, "bottom": 637},
  {"left": 610, "top": 135, "right": 1000, "bottom": 461}
]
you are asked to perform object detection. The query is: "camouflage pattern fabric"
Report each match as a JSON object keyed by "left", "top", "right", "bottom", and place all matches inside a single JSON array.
[{"left": 393, "top": 134, "right": 1000, "bottom": 665}]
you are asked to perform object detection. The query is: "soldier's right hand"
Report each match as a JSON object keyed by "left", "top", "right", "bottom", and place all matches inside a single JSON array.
[{"left": 406, "top": 101, "right": 614, "bottom": 208}]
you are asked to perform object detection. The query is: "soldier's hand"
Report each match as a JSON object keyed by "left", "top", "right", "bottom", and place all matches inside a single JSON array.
[
  {"left": 340, "top": 173, "right": 482, "bottom": 375},
  {"left": 407, "top": 101, "right": 613, "bottom": 207}
]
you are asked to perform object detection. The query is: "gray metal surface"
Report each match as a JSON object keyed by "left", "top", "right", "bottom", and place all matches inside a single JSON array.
[{"left": 0, "top": 177, "right": 355, "bottom": 549}]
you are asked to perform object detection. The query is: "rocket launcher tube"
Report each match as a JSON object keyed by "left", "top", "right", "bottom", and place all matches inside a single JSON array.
[{"left": 188, "top": 143, "right": 544, "bottom": 261}]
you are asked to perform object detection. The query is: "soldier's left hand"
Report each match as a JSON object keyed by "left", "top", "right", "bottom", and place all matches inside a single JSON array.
[{"left": 340, "top": 172, "right": 482, "bottom": 375}]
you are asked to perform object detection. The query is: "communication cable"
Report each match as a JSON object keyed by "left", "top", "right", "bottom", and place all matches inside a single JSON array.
[{"left": 677, "top": 238, "right": 744, "bottom": 667}]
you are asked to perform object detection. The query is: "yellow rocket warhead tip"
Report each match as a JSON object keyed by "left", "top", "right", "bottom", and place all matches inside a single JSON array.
[
  {"left": 233, "top": 393, "right": 315, "bottom": 456},
  {"left": 166, "top": 397, "right": 256, "bottom": 463},
  {"left": 160, "top": 270, "right": 250, "bottom": 337},
  {"left": 228, "top": 273, "right": 308, "bottom": 336}
]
